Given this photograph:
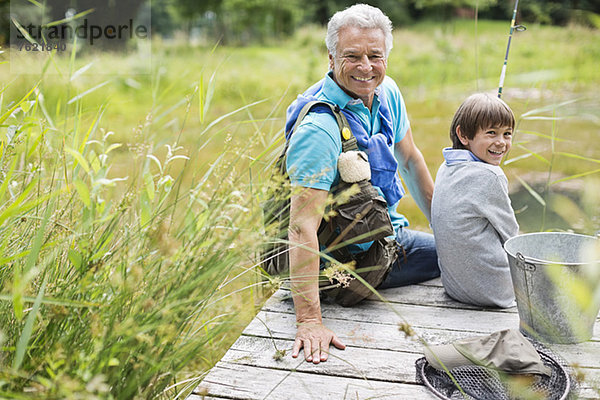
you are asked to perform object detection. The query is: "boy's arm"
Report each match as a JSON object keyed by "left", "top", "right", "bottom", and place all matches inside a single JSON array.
[{"left": 473, "top": 171, "right": 519, "bottom": 241}]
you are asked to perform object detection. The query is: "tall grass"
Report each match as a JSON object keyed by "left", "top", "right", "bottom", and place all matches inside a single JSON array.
[{"left": 0, "top": 47, "right": 277, "bottom": 398}]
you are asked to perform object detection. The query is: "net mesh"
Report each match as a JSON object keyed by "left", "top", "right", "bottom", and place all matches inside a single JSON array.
[{"left": 416, "top": 338, "right": 578, "bottom": 400}]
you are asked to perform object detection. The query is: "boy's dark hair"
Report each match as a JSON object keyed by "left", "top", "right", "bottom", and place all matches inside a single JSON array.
[{"left": 450, "top": 93, "right": 515, "bottom": 149}]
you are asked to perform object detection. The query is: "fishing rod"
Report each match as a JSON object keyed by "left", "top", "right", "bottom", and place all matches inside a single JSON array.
[{"left": 498, "top": 0, "right": 526, "bottom": 98}]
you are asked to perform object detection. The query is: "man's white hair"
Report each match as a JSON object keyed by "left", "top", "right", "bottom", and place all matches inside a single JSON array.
[{"left": 325, "top": 3, "right": 393, "bottom": 59}]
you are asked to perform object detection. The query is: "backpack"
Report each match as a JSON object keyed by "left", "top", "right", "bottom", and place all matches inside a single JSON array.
[{"left": 261, "top": 101, "right": 399, "bottom": 306}]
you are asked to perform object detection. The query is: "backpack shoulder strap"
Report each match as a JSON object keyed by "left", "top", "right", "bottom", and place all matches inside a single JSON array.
[{"left": 290, "top": 101, "right": 358, "bottom": 152}]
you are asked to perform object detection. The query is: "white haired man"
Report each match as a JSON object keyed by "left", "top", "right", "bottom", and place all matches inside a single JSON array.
[{"left": 285, "top": 3, "right": 440, "bottom": 364}]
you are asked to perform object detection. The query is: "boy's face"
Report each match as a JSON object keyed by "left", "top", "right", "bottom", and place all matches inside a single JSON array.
[{"left": 458, "top": 125, "right": 513, "bottom": 166}]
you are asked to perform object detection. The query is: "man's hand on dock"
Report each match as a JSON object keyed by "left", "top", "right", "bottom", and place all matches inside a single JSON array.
[{"left": 292, "top": 322, "right": 346, "bottom": 364}]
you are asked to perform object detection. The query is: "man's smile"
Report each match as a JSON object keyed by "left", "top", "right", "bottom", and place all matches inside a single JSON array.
[{"left": 352, "top": 76, "right": 374, "bottom": 82}]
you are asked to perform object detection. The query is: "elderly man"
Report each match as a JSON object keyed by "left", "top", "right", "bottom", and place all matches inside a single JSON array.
[{"left": 286, "top": 4, "right": 440, "bottom": 364}]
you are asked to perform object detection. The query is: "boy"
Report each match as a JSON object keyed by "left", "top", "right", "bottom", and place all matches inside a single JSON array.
[{"left": 431, "top": 93, "right": 519, "bottom": 308}]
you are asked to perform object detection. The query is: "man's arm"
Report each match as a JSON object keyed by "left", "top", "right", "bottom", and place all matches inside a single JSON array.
[
  {"left": 394, "top": 126, "right": 435, "bottom": 222},
  {"left": 288, "top": 187, "right": 345, "bottom": 364}
]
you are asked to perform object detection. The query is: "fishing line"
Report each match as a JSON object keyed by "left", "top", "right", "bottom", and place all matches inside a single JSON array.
[
  {"left": 475, "top": 1, "right": 479, "bottom": 91},
  {"left": 498, "top": 0, "right": 526, "bottom": 98}
]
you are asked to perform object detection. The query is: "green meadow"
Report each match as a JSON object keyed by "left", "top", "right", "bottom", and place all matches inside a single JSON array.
[{"left": 0, "top": 19, "right": 599, "bottom": 398}]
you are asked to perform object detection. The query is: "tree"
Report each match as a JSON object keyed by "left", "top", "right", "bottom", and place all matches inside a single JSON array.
[{"left": 173, "top": 0, "right": 304, "bottom": 45}]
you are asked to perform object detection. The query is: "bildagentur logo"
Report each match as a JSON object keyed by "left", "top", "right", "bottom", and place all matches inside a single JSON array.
[
  {"left": 16, "top": 17, "right": 149, "bottom": 46},
  {"left": 9, "top": 1, "right": 152, "bottom": 75},
  {"left": 12, "top": 6, "right": 150, "bottom": 48},
  {"left": 17, "top": 18, "right": 148, "bottom": 45}
]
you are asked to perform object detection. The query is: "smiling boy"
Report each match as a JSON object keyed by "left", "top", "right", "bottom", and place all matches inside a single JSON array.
[{"left": 431, "top": 93, "right": 519, "bottom": 308}]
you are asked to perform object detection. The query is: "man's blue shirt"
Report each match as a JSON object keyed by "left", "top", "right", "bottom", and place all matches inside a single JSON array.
[{"left": 286, "top": 73, "right": 410, "bottom": 231}]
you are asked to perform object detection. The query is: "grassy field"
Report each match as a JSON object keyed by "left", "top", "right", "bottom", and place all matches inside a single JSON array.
[{"left": 0, "top": 18, "right": 599, "bottom": 399}]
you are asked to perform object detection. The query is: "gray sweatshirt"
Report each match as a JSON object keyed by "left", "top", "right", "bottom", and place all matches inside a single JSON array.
[{"left": 431, "top": 149, "right": 519, "bottom": 308}]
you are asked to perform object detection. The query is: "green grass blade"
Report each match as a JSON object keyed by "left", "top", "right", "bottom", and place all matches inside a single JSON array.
[
  {"left": 0, "top": 239, "right": 60, "bottom": 265},
  {"left": 65, "top": 147, "right": 91, "bottom": 174},
  {"left": 0, "top": 184, "right": 62, "bottom": 228},
  {"left": 515, "top": 176, "right": 546, "bottom": 207},
  {"left": 78, "top": 105, "right": 106, "bottom": 153},
  {"left": 154, "top": 98, "right": 188, "bottom": 124},
  {"left": 503, "top": 152, "right": 532, "bottom": 165},
  {"left": 203, "top": 71, "right": 216, "bottom": 121},
  {"left": 556, "top": 152, "right": 600, "bottom": 164},
  {"left": 551, "top": 168, "right": 600, "bottom": 185},
  {"left": 0, "top": 157, "right": 18, "bottom": 204},
  {"left": 25, "top": 0, "right": 43, "bottom": 7},
  {"left": 23, "top": 199, "right": 54, "bottom": 276},
  {"left": 13, "top": 275, "right": 47, "bottom": 370},
  {"left": 43, "top": 9, "right": 94, "bottom": 28},
  {"left": 11, "top": 197, "right": 55, "bottom": 321},
  {"left": 520, "top": 99, "right": 578, "bottom": 118},
  {"left": 35, "top": 89, "right": 55, "bottom": 128},
  {"left": 250, "top": 133, "right": 284, "bottom": 167},
  {"left": 198, "top": 76, "right": 204, "bottom": 124},
  {"left": 0, "top": 83, "right": 39, "bottom": 125},
  {"left": 70, "top": 61, "right": 95, "bottom": 82},
  {"left": 67, "top": 80, "right": 111, "bottom": 105},
  {"left": 515, "top": 143, "right": 550, "bottom": 165},
  {"left": 520, "top": 116, "right": 565, "bottom": 121},
  {"left": 73, "top": 178, "right": 91, "bottom": 208},
  {"left": 10, "top": 17, "right": 38, "bottom": 45},
  {"left": 199, "top": 99, "right": 268, "bottom": 137},
  {"left": 519, "top": 129, "right": 567, "bottom": 142},
  {"left": 0, "top": 177, "right": 40, "bottom": 222},
  {"left": 0, "top": 293, "right": 100, "bottom": 308}
]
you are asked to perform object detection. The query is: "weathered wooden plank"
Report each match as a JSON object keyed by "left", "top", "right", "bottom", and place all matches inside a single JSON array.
[
  {"left": 572, "top": 367, "right": 600, "bottom": 400},
  {"left": 198, "top": 361, "right": 433, "bottom": 400},
  {"left": 223, "top": 335, "right": 421, "bottom": 384},
  {"left": 203, "top": 336, "right": 600, "bottom": 399},
  {"left": 551, "top": 342, "right": 600, "bottom": 368},
  {"left": 265, "top": 290, "right": 521, "bottom": 331},
  {"left": 224, "top": 335, "right": 600, "bottom": 384},
  {"left": 264, "top": 290, "right": 600, "bottom": 340},
  {"left": 373, "top": 284, "right": 518, "bottom": 312},
  {"left": 285, "top": 282, "right": 600, "bottom": 324},
  {"left": 279, "top": 284, "right": 600, "bottom": 329},
  {"left": 244, "top": 310, "right": 600, "bottom": 369},
  {"left": 244, "top": 310, "right": 474, "bottom": 351},
  {"left": 283, "top": 280, "right": 499, "bottom": 311},
  {"left": 580, "top": 387, "right": 600, "bottom": 400},
  {"left": 417, "top": 277, "right": 443, "bottom": 287}
]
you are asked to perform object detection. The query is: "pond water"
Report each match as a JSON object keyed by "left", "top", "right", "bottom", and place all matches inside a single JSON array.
[{"left": 509, "top": 182, "right": 597, "bottom": 234}]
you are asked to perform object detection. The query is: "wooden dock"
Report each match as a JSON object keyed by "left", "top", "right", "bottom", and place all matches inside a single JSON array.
[{"left": 191, "top": 278, "right": 600, "bottom": 399}]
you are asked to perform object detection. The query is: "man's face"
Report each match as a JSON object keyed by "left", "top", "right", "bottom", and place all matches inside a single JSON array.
[{"left": 329, "top": 26, "right": 387, "bottom": 109}]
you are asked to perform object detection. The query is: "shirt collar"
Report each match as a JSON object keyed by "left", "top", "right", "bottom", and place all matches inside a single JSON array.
[{"left": 442, "top": 147, "right": 483, "bottom": 165}]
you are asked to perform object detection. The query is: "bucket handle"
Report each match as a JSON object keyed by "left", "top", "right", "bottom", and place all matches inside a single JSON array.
[{"left": 516, "top": 252, "right": 536, "bottom": 272}]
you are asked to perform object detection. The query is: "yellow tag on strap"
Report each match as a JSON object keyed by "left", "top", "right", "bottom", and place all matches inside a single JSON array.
[{"left": 342, "top": 127, "right": 352, "bottom": 140}]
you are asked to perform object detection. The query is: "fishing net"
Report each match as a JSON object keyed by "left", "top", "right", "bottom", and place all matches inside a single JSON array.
[{"left": 416, "top": 338, "right": 578, "bottom": 400}]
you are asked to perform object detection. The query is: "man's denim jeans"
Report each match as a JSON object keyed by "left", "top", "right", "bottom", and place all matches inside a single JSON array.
[{"left": 379, "top": 227, "right": 440, "bottom": 289}]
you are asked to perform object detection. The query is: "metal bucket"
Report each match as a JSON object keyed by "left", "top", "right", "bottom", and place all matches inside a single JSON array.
[{"left": 504, "top": 232, "right": 600, "bottom": 344}]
